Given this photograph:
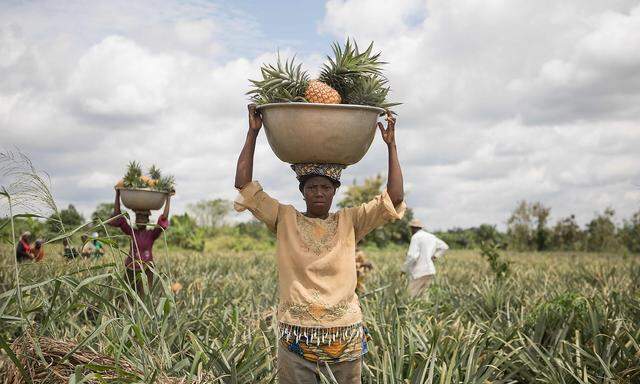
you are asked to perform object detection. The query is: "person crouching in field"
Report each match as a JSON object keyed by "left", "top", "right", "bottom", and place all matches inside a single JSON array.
[
  {"left": 108, "top": 189, "right": 170, "bottom": 297},
  {"left": 63, "top": 238, "right": 79, "bottom": 259},
  {"left": 91, "top": 232, "right": 105, "bottom": 258},
  {"left": 404, "top": 219, "right": 449, "bottom": 297},
  {"left": 80, "top": 234, "right": 94, "bottom": 258},
  {"left": 16, "top": 232, "right": 33, "bottom": 263},
  {"left": 32, "top": 239, "right": 45, "bottom": 262},
  {"left": 234, "top": 104, "right": 405, "bottom": 384},
  {"left": 16, "top": 233, "right": 45, "bottom": 262},
  {"left": 355, "top": 247, "right": 374, "bottom": 295}
]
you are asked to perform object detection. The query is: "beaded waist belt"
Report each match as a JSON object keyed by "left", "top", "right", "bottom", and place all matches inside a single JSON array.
[{"left": 278, "top": 322, "right": 363, "bottom": 346}]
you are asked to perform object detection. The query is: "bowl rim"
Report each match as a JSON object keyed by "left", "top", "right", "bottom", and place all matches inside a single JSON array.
[
  {"left": 116, "top": 187, "right": 169, "bottom": 194},
  {"left": 256, "top": 102, "right": 385, "bottom": 114}
]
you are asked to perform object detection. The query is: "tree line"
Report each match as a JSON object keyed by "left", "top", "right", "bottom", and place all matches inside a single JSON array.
[
  {"left": 2, "top": 177, "right": 638, "bottom": 254},
  {"left": 437, "top": 201, "right": 639, "bottom": 253}
]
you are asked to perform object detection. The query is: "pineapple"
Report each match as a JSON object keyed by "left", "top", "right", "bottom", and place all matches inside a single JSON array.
[
  {"left": 123, "top": 161, "right": 146, "bottom": 189},
  {"left": 248, "top": 39, "right": 398, "bottom": 109},
  {"left": 120, "top": 162, "right": 174, "bottom": 192},
  {"left": 140, "top": 175, "right": 153, "bottom": 187},
  {"left": 149, "top": 165, "right": 161, "bottom": 180},
  {"left": 319, "top": 39, "right": 385, "bottom": 102},
  {"left": 345, "top": 75, "right": 400, "bottom": 109},
  {"left": 305, "top": 80, "right": 341, "bottom": 104},
  {"left": 147, "top": 165, "right": 161, "bottom": 188},
  {"left": 155, "top": 175, "right": 175, "bottom": 194},
  {"left": 171, "top": 282, "right": 183, "bottom": 294},
  {"left": 248, "top": 55, "right": 341, "bottom": 105}
]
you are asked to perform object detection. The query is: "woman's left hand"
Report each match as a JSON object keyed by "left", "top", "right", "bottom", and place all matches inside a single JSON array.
[{"left": 378, "top": 111, "right": 396, "bottom": 145}]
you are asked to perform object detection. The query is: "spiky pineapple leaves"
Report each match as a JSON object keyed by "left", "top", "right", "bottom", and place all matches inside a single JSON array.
[
  {"left": 320, "top": 39, "right": 400, "bottom": 111},
  {"left": 123, "top": 161, "right": 145, "bottom": 189},
  {"left": 347, "top": 75, "right": 401, "bottom": 110},
  {"left": 155, "top": 175, "right": 175, "bottom": 194},
  {"left": 149, "top": 165, "right": 162, "bottom": 180},
  {"left": 319, "top": 40, "right": 383, "bottom": 99},
  {"left": 247, "top": 54, "right": 309, "bottom": 104},
  {"left": 248, "top": 39, "right": 400, "bottom": 111},
  {"left": 122, "top": 162, "right": 175, "bottom": 193}
]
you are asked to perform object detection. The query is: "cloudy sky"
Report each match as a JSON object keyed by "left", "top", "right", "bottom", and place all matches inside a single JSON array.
[{"left": 1, "top": 0, "right": 639, "bottom": 230}]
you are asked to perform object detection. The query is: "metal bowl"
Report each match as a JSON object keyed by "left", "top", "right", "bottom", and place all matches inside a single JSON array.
[
  {"left": 257, "top": 103, "right": 384, "bottom": 165},
  {"left": 118, "top": 188, "right": 168, "bottom": 212}
]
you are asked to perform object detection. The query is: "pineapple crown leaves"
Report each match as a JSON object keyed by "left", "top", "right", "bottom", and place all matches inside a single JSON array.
[
  {"left": 319, "top": 38, "right": 387, "bottom": 97},
  {"left": 345, "top": 75, "right": 401, "bottom": 110},
  {"left": 149, "top": 165, "right": 161, "bottom": 180},
  {"left": 155, "top": 175, "right": 176, "bottom": 193},
  {"left": 323, "top": 39, "right": 386, "bottom": 77},
  {"left": 122, "top": 161, "right": 175, "bottom": 192},
  {"left": 318, "top": 38, "right": 399, "bottom": 110},
  {"left": 247, "top": 54, "right": 310, "bottom": 104},
  {"left": 125, "top": 161, "right": 142, "bottom": 177},
  {"left": 246, "top": 39, "right": 400, "bottom": 110},
  {"left": 123, "top": 161, "right": 145, "bottom": 188}
]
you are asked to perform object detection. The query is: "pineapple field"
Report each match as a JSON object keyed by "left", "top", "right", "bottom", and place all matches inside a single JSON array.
[{"left": 1, "top": 243, "right": 639, "bottom": 383}]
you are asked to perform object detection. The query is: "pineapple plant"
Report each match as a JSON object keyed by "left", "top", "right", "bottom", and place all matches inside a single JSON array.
[{"left": 248, "top": 39, "right": 398, "bottom": 110}]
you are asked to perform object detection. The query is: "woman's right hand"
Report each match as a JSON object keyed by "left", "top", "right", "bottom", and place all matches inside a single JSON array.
[{"left": 248, "top": 104, "right": 262, "bottom": 132}]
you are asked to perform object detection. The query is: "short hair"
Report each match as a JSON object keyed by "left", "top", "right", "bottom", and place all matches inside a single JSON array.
[{"left": 299, "top": 174, "right": 340, "bottom": 193}]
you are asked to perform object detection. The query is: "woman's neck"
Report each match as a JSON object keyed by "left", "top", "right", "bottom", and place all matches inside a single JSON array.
[{"left": 304, "top": 211, "right": 330, "bottom": 220}]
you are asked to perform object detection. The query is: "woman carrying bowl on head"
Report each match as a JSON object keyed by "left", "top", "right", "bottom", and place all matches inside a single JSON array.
[
  {"left": 108, "top": 189, "right": 171, "bottom": 297},
  {"left": 234, "top": 104, "right": 405, "bottom": 383}
]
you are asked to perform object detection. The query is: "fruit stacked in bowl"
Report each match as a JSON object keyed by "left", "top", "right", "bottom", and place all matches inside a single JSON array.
[
  {"left": 115, "top": 162, "right": 175, "bottom": 212},
  {"left": 247, "top": 39, "right": 398, "bottom": 166}
]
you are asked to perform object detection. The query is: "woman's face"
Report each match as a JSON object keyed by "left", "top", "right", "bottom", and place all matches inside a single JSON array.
[
  {"left": 135, "top": 213, "right": 150, "bottom": 226},
  {"left": 302, "top": 176, "right": 336, "bottom": 215}
]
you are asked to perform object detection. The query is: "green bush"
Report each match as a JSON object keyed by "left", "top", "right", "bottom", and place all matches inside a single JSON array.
[{"left": 167, "top": 213, "right": 205, "bottom": 251}]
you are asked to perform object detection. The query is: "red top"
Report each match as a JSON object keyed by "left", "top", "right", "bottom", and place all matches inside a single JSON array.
[
  {"left": 109, "top": 215, "right": 169, "bottom": 270},
  {"left": 19, "top": 239, "right": 31, "bottom": 253}
]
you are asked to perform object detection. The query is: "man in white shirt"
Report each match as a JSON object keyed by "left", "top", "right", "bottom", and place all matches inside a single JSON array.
[{"left": 404, "top": 218, "right": 449, "bottom": 297}]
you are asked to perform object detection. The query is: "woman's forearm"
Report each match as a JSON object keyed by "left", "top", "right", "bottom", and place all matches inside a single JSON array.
[
  {"left": 162, "top": 196, "right": 171, "bottom": 218},
  {"left": 114, "top": 191, "right": 121, "bottom": 214},
  {"left": 387, "top": 143, "right": 404, "bottom": 206},
  {"left": 234, "top": 129, "right": 259, "bottom": 189}
]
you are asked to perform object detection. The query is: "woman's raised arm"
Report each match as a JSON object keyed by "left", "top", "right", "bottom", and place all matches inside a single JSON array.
[
  {"left": 378, "top": 112, "right": 404, "bottom": 206},
  {"left": 113, "top": 189, "right": 121, "bottom": 215},
  {"left": 235, "top": 104, "right": 263, "bottom": 189}
]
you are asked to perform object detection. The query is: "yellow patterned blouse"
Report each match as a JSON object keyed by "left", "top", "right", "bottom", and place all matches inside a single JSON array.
[{"left": 234, "top": 181, "right": 406, "bottom": 329}]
